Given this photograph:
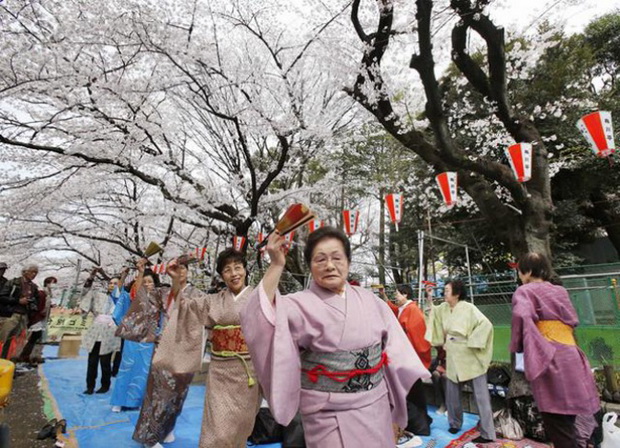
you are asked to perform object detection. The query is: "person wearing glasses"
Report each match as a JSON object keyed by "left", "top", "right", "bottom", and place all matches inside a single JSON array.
[{"left": 241, "top": 226, "right": 429, "bottom": 448}]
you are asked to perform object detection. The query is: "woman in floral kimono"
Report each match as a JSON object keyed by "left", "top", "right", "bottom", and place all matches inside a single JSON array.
[
  {"left": 118, "top": 249, "right": 260, "bottom": 448},
  {"left": 240, "top": 227, "right": 430, "bottom": 448}
]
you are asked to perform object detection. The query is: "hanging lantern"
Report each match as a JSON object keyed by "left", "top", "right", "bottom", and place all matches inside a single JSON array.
[
  {"left": 435, "top": 172, "right": 458, "bottom": 207},
  {"left": 506, "top": 143, "right": 533, "bottom": 182},
  {"left": 342, "top": 210, "right": 359, "bottom": 236},
  {"left": 194, "top": 247, "right": 207, "bottom": 261},
  {"left": 307, "top": 219, "right": 324, "bottom": 233},
  {"left": 577, "top": 111, "right": 615, "bottom": 158},
  {"left": 233, "top": 236, "right": 246, "bottom": 252},
  {"left": 284, "top": 231, "right": 296, "bottom": 245},
  {"left": 385, "top": 193, "right": 404, "bottom": 232}
]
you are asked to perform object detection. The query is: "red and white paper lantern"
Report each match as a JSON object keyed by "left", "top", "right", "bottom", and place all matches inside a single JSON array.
[
  {"left": 153, "top": 263, "right": 166, "bottom": 275},
  {"left": 506, "top": 143, "right": 533, "bottom": 182},
  {"left": 342, "top": 210, "right": 359, "bottom": 236},
  {"left": 577, "top": 111, "right": 615, "bottom": 158},
  {"left": 233, "top": 236, "right": 246, "bottom": 252},
  {"left": 307, "top": 219, "right": 324, "bottom": 233},
  {"left": 284, "top": 231, "right": 296, "bottom": 245},
  {"left": 385, "top": 193, "right": 404, "bottom": 232},
  {"left": 194, "top": 247, "right": 208, "bottom": 261},
  {"left": 436, "top": 172, "right": 458, "bottom": 208}
]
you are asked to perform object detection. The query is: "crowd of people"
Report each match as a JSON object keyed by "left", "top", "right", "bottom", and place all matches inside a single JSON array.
[{"left": 0, "top": 226, "right": 603, "bottom": 448}]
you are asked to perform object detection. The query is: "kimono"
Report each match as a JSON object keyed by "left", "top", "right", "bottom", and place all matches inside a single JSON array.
[
  {"left": 509, "top": 282, "right": 599, "bottom": 415},
  {"left": 387, "top": 300, "right": 432, "bottom": 435},
  {"left": 117, "top": 284, "right": 260, "bottom": 448},
  {"left": 110, "top": 288, "right": 154, "bottom": 408},
  {"left": 199, "top": 286, "right": 261, "bottom": 448},
  {"left": 240, "top": 281, "right": 430, "bottom": 448},
  {"left": 425, "top": 300, "right": 495, "bottom": 439},
  {"left": 425, "top": 301, "right": 493, "bottom": 383},
  {"left": 387, "top": 300, "right": 431, "bottom": 369},
  {"left": 117, "top": 285, "right": 197, "bottom": 445},
  {"left": 80, "top": 285, "right": 120, "bottom": 356}
]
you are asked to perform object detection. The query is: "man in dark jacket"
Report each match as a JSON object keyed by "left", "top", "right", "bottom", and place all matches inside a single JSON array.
[
  {"left": 0, "top": 262, "right": 8, "bottom": 291},
  {"left": 0, "top": 265, "right": 39, "bottom": 359}
]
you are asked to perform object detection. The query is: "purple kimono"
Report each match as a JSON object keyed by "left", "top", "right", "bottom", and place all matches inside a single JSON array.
[
  {"left": 509, "top": 282, "right": 599, "bottom": 415},
  {"left": 240, "top": 281, "right": 430, "bottom": 448}
]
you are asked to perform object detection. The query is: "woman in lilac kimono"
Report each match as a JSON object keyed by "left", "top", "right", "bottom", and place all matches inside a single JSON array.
[
  {"left": 240, "top": 226, "right": 430, "bottom": 448},
  {"left": 510, "top": 252, "right": 600, "bottom": 448}
]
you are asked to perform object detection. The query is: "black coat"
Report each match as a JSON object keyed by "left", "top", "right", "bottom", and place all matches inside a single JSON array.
[{"left": 0, "top": 277, "right": 39, "bottom": 318}]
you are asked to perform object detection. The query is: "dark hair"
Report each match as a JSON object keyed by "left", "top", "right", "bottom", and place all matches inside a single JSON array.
[
  {"left": 517, "top": 252, "right": 552, "bottom": 281},
  {"left": 44, "top": 277, "right": 57, "bottom": 286},
  {"left": 216, "top": 248, "right": 247, "bottom": 275},
  {"left": 304, "top": 226, "right": 351, "bottom": 265},
  {"left": 446, "top": 279, "right": 467, "bottom": 301},
  {"left": 143, "top": 269, "right": 161, "bottom": 287},
  {"left": 396, "top": 284, "right": 413, "bottom": 300}
]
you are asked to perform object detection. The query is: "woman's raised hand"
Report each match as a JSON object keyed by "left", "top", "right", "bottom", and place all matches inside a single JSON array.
[
  {"left": 166, "top": 258, "right": 180, "bottom": 281},
  {"left": 136, "top": 258, "right": 148, "bottom": 274},
  {"left": 266, "top": 232, "right": 287, "bottom": 267}
]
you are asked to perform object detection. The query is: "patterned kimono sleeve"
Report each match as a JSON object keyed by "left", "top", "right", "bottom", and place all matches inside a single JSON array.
[
  {"left": 467, "top": 307, "right": 493, "bottom": 349},
  {"left": 466, "top": 306, "right": 494, "bottom": 370},
  {"left": 509, "top": 289, "right": 529, "bottom": 354},
  {"left": 424, "top": 305, "right": 445, "bottom": 347},
  {"left": 115, "top": 286, "right": 163, "bottom": 342}
]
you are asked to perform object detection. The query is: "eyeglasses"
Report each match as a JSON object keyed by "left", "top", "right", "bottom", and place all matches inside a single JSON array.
[
  {"left": 311, "top": 253, "right": 348, "bottom": 267},
  {"left": 222, "top": 265, "right": 245, "bottom": 276}
]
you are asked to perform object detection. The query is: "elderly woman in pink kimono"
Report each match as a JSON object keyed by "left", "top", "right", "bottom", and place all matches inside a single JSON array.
[
  {"left": 510, "top": 252, "right": 600, "bottom": 448},
  {"left": 240, "top": 226, "right": 430, "bottom": 448}
]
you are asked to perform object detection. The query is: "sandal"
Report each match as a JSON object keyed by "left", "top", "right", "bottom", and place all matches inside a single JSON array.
[
  {"left": 54, "top": 419, "right": 67, "bottom": 439},
  {"left": 36, "top": 418, "right": 57, "bottom": 440}
]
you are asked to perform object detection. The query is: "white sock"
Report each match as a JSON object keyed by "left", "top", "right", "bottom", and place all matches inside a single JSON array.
[
  {"left": 146, "top": 444, "right": 163, "bottom": 448},
  {"left": 111, "top": 406, "right": 121, "bottom": 413},
  {"left": 163, "top": 431, "right": 175, "bottom": 443}
]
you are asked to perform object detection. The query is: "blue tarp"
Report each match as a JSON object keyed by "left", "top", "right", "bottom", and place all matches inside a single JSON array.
[{"left": 41, "top": 346, "right": 476, "bottom": 447}]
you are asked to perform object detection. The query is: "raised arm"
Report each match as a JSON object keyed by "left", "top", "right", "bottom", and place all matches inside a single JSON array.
[{"left": 262, "top": 232, "right": 288, "bottom": 304}]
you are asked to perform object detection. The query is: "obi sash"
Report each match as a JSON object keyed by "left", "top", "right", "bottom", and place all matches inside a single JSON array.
[
  {"left": 211, "top": 325, "right": 249, "bottom": 355},
  {"left": 536, "top": 320, "right": 576, "bottom": 346},
  {"left": 300, "top": 343, "right": 388, "bottom": 393},
  {"left": 211, "top": 325, "right": 255, "bottom": 387}
]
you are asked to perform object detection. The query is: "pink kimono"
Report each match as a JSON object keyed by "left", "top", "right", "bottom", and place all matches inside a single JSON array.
[
  {"left": 510, "top": 282, "right": 599, "bottom": 415},
  {"left": 240, "top": 281, "right": 430, "bottom": 448}
]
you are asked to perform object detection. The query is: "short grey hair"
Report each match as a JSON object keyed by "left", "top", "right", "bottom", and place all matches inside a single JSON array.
[{"left": 22, "top": 264, "right": 39, "bottom": 274}]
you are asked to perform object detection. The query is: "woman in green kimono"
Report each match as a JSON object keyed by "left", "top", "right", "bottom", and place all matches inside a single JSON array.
[{"left": 425, "top": 280, "right": 496, "bottom": 444}]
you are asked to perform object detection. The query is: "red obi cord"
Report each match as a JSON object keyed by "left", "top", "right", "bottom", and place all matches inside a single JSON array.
[{"left": 302, "top": 352, "right": 389, "bottom": 384}]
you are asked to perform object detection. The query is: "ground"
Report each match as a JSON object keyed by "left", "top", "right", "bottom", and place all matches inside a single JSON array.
[{"left": 4, "top": 367, "right": 52, "bottom": 448}]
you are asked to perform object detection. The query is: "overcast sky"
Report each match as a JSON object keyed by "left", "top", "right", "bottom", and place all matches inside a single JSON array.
[{"left": 493, "top": 0, "right": 619, "bottom": 34}]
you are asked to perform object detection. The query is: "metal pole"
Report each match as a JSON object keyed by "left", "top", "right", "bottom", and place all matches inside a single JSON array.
[
  {"left": 418, "top": 230, "right": 425, "bottom": 305},
  {"left": 465, "top": 245, "right": 474, "bottom": 304}
]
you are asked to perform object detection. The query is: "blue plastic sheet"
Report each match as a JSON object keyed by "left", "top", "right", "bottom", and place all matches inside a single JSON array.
[{"left": 41, "top": 346, "right": 475, "bottom": 447}]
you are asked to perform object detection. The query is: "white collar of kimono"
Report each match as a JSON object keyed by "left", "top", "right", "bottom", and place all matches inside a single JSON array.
[
  {"left": 309, "top": 280, "right": 351, "bottom": 300},
  {"left": 233, "top": 285, "right": 250, "bottom": 301},
  {"left": 398, "top": 300, "right": 412, "bottom": 313}
]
